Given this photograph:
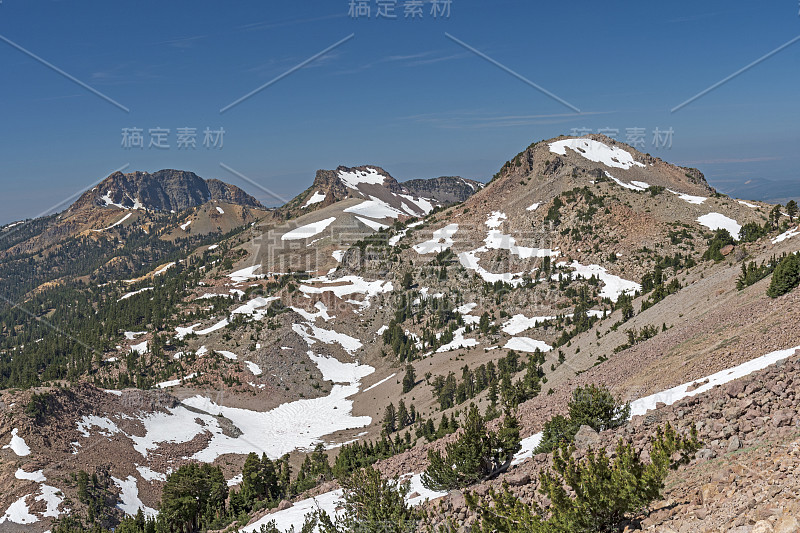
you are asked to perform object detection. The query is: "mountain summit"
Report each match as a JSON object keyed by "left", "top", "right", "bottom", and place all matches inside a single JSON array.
[{"left": 71, "top": 169, "right": 264, "bottom": 212}]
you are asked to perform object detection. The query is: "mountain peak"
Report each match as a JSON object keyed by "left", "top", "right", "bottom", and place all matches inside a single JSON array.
[{"left": 71, "top": 169, "right": 264, "bottom": 212}]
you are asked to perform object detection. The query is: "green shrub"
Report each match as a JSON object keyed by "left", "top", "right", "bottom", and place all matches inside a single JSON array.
[
  {"left": 535, "top": 385, "right": 630, "bottom": 454},
  {"left": 767, "top": 253, "right": 800, "bottom": 298},
  {"left": 468, "top": 423, "right": 701, "bottom": 533}
]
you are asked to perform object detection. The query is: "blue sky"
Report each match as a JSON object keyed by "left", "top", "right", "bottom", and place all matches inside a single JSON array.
[{"left": 0, "top": 1, "right": 798, "bottom": 223}]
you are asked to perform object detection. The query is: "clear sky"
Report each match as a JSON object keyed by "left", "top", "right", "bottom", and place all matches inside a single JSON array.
[{"left": 1, "top": 1, "right": 798, "bottom": 223}]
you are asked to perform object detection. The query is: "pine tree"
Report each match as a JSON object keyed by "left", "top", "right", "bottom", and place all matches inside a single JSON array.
[
  {"left": 401, "top": 364, "right": 416, "bottom": 393},
  {"left": 397, "top": 400, "right": 409, "bottom": 430},
  {"left": 767, "top": 253, "right": 800, "bottom": 298},
  {"left": 787, "top": 200, "right": 798, "bottom": 222},
  {"left": 422, "top": 404, "right": 520, "bottom": 491},
  {"left": 383, "top": 403, "right": 397, "bottom": 434}
]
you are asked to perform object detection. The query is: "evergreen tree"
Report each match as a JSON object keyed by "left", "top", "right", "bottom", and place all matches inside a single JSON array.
[
  {"left": 767, "top": 252, "right": 800, "bottom": 298},
  {"left": 383, "top": 403, "right": 397, "bottom": 434},
  {"left": 787, "top": 200, "right": 798, "bottom": 222},
  {"left": 422, "top": 404, "right": 520, "bottom": 491},
  {"left": 401, "top": 364, "right": 416, "bottom": 393}
]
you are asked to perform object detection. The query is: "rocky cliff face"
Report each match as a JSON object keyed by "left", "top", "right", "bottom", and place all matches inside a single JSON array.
[
  {"left": 71, "top": 169, "right": 264, "bottom": 212},
  {"left": 401, "top": 176, "right": 483, "bottom": 205}
]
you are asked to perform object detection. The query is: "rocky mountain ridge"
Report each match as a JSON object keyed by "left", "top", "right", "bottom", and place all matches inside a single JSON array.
[{"left": 70, "top": 169, "right": 265, "bottom": 213}]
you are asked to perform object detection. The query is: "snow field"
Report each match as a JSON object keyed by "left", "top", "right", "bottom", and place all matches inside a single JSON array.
[{"left": 549, "top": 139, "right": 645, "bottom": 170}]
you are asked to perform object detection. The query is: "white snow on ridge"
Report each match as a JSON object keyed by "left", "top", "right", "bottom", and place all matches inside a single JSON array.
[
  {"left": 36, "top": 484, "right": 65, "bottom": 518},
  {"left": 697, "top": 212, "right": 742, "bottom": 240},
  {"left": 629, "top": 344, "right": 800, "bottom": 417},
  {"left": 738, "top": 200, "right": 758, "bottom": 208},
  {"left": 458, "top": 249, "right": 525, "bottom": 286},
  {"left": 290, "top": 301, "right": 333, "bottom": 322},
  {"left": 282, "top": 217, "right": 336, "bottom": 241},
  {"left": 338, "top": 168, "right": 385, "bottom": 189},
  {"left": 3, "top": 428, "right": 31, "bottom": 457},
  {"left": 303, "top": 190, "right": 326, "bottom": 208},
  {"left": 179, "top": 220, "right": 192, "bottom": 231},
  {"left": 527, "top": 202, "right": 540, "bottom": 212},
  {"left": 413, "top": 224, "right": 459, "bottom": 254},
  {"left": 240, "top": 472, "right": 444, "bottom": 532},
  {"left": 398, "top": 194, "right": 434, "bottom": 215},
  {"left": 240, "top": 489, "right": 345, "bottom": 533},
  {"left": 153, "top": 262, "right": 175, "bottom": 276},
  {"left": 486, "top": 211, "right": 506, "bottom": 229},
  {"left": 389, "top": 220, "right": 424, "bottom": 247},
  {"left": 485, "top": 227, "right": 559, "bottom": 260},
  {"left": 76, "top": 355, "right": 375, "bottom": 465},
  {"left": 136, "top": 465, "right": 167, "bottom": 482},
  {"left": 504, "top": 337, "right": 552, "bottom": 353},
  {"left": 130, "top": 341, "right": 148, "bottom": 355},
  {"left": 299, "top": 276, "right": 393, "bottom": 309},
  {"left": 549, "top": 139, "right": 645, "bottom": 170},
  {"left": 307, "top": 352, "right": 374, "bottom": 384},
  {"left": 216, "top": 206, "right": 225, "bottom": 214}
]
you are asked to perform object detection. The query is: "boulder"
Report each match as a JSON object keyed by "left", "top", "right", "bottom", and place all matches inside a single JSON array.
[{"left": 574, "top": 425, "right": 601, "bottom": 448}]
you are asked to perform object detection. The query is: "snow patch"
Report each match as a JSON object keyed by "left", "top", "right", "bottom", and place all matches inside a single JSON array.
[
  {"left": 504, "top": 337, "right": 553, "bottom": 353},
  {"left": 772, "top": 227, "right": 800, "bottom": 245},
  {"left": 282, "top": 217, "right": 336, "bottom": 240},
  {"left": 112, "top": 476, "right": 157, "bottom": 518},
  {"left": 3, "top": 428, "right": 31, "bottom": 456},
  {"left": 697, "top": 212, "right": 742, "bottom": 240},
  {"left": 338, "top": 168, "right": 385, "bottom": 189},
  {"left": 667, "top": 188, "right": 706, "bottom": 205},
  {"left": 303, "top": 190, "right": 326, "bottom": 208},
  {"left": 413, "top": 224, "right": 459, "bottom": 254},
  {"left": 354, "top": 216, "right": 389, "bottom": 231},
  {"left": 560, "top": 261, "right": 641, "bottom": 303},
  {"left": 549, "top": 138, "right": 645, "bottom": 170}
]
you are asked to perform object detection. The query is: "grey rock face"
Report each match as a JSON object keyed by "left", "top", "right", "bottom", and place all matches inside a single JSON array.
[{"left": 72, "top": 169, "right": 264, "bottom": 212}]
